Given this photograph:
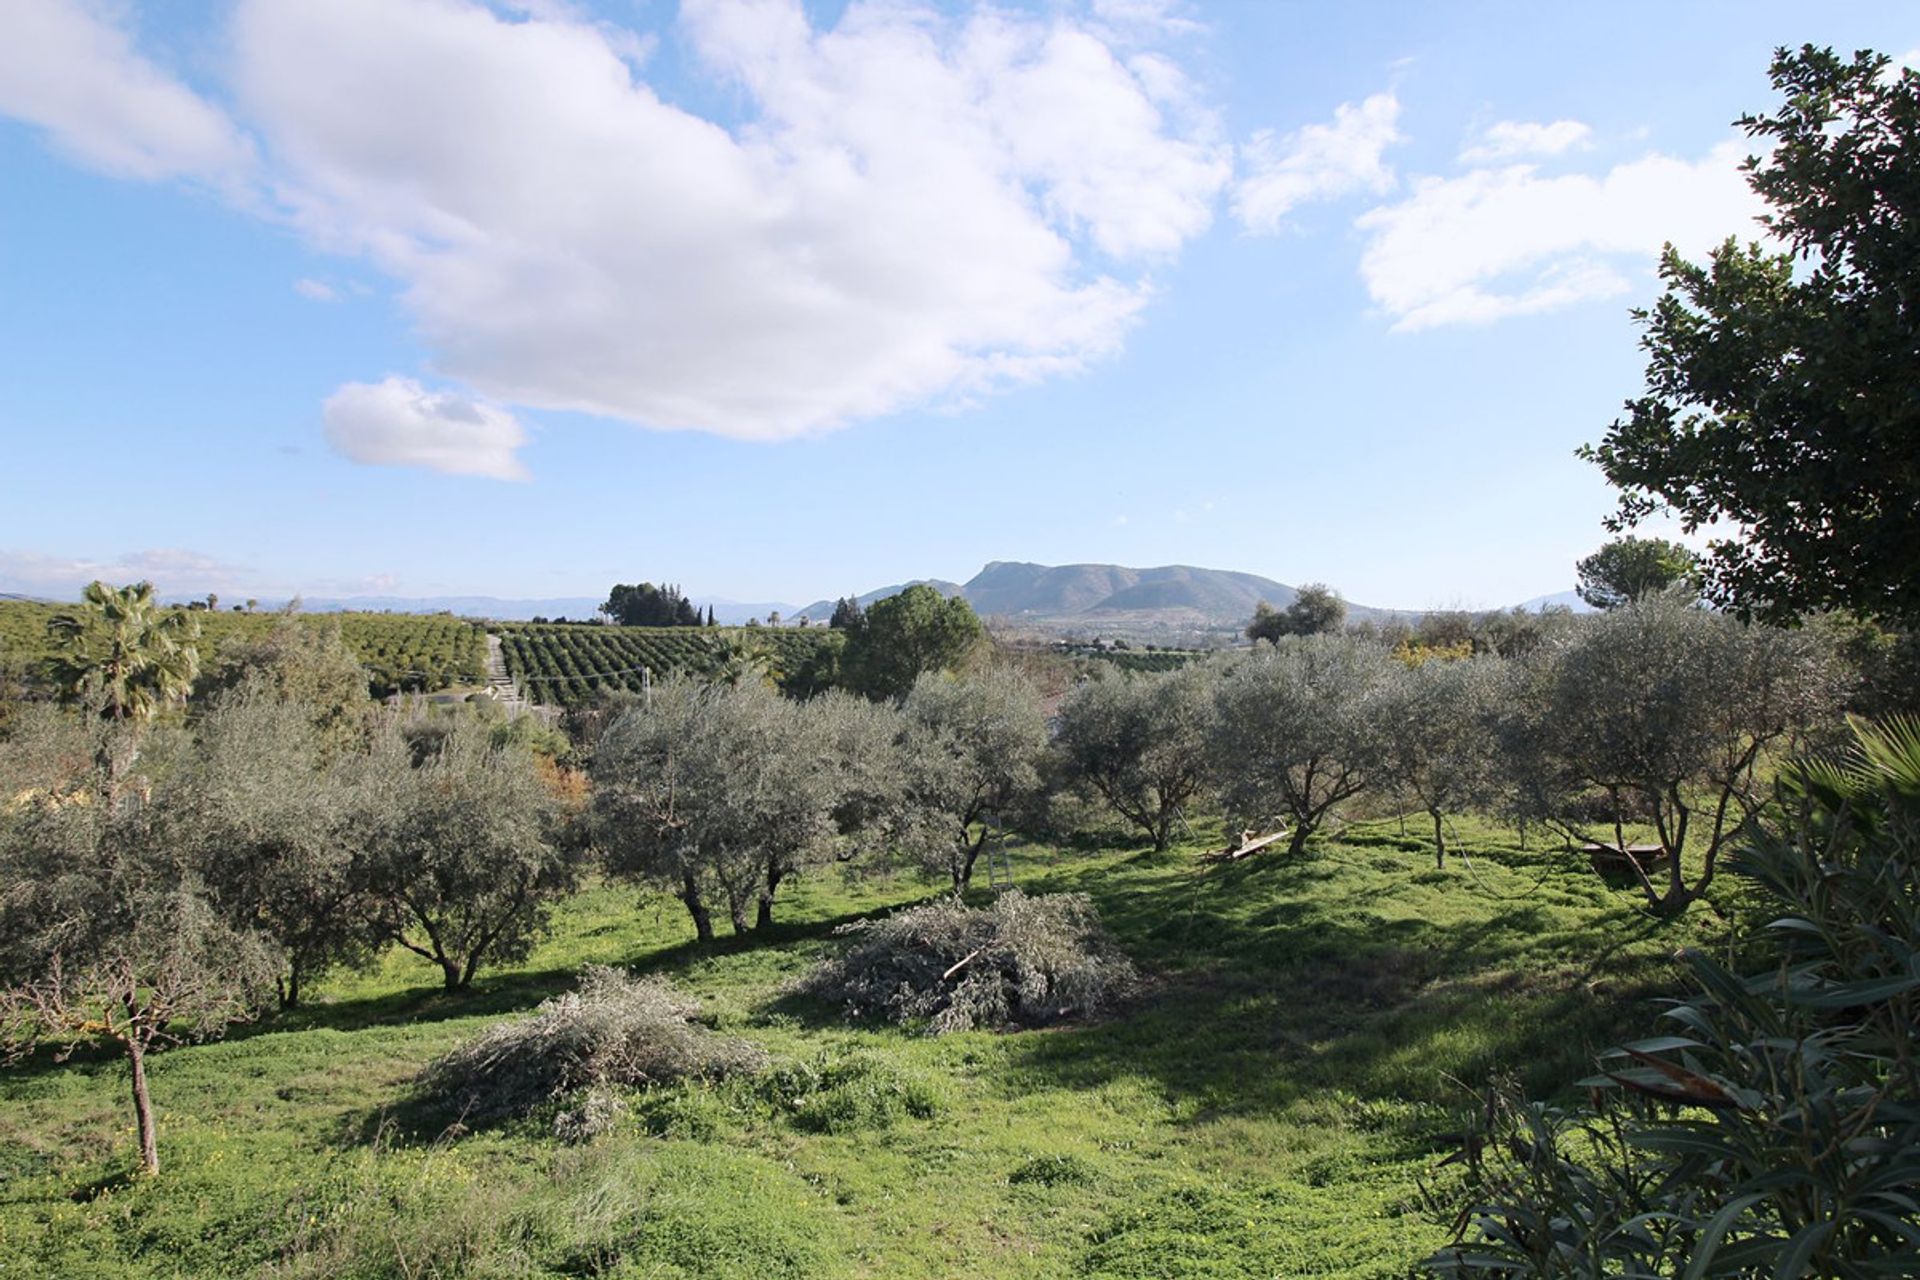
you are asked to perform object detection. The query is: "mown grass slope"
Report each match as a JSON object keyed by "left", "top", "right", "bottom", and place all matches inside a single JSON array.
[{"left": 0, "top": 819, "right": 1725, "bottom": 1279}]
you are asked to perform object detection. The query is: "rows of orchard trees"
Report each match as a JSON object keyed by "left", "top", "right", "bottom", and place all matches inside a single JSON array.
[
  {"left": 0, "top": 592, "right": 486, "bottom": 699},
  {"left": 0, "top": 584, "right": 1885, "bottom": 1178},
  {"left": 596, "top": 593, "right": 1849, "bottom": 946}
]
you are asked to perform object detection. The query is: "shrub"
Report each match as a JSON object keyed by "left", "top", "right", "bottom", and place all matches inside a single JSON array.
[
  {"left": 1009, "top": 1153, "right": 1096, "bottom": 1187},
  {"left": 760, "top": 1050, "right": 943, "bottom": 1132},
  {"left": 1425, "top": 717, "right": 1920, "bottom": 1276},
  {"left": 416, "top": 967, "right": 766, "bottom": 1124},
  {"left": 800, "top": 890, "right": 1135, "bottom": 1034}
]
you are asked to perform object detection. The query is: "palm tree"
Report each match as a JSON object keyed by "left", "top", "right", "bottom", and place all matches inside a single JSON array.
[{"left": 47, "top": 581, "right": 201, "bottom": 726}]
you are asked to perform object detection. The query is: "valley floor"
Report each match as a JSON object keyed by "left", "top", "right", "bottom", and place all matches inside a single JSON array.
[{"left": 0, "top": 820, "right": 1721, "bottom": 1279}]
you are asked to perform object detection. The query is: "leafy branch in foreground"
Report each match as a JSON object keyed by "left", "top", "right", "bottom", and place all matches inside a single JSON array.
[{"left": 1424, "top": 716, "right": 1920, "bottom": 1277}]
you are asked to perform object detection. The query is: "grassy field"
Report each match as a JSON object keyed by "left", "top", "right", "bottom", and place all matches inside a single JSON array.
[{"left": 0, "top": 819, "right": 1726, "bottom": 1279}]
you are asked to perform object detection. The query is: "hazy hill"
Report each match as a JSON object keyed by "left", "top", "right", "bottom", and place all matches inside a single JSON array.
[
  {"left": 800, "top": 561, "right": 1397, "bottom": 643},
  {"left": 793, "top": 579, "right": 965, "bottom": 623}
]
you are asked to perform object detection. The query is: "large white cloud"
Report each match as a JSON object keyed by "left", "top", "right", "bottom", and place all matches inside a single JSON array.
[
  {"left": 219, "top": 0, "right": 1227, "bottom": 442},
  {"left": 1231, "top": 92, "right": 1401, "bottom": 233},
  {"left": 1355, "top": 139, "right": 1764, "bottom": 331},
  {"left": 0, "top": 0, "right": 252, "bottom": 183},
  {"left": 323, "top": 377, "right": 529, "bottom": 480}
]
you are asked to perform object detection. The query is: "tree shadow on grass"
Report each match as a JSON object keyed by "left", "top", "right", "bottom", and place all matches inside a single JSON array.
[
  {"left": 994, "top": 846, "right": 1682, "bottom": 1129},
  {"left": 225, "top": 901, "right": 899, "bottom": 1046}
]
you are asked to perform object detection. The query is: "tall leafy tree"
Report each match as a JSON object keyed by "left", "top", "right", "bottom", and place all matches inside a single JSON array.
[
  {"left": 601, "top": 582, "right": 702, "bottom": 627},
  {"left": 829, "top": 596, "right": 865, "bottom": 630},
  {"left": 1574, "top": 536, "right": 1699, "bottom": 610},
  {"left": 1582, "top": 47, "right": 1920, "bottom": 625},
  {"left": 1246, "top": 583, "right": 1347, "bottom": 643},
  {"left": 841, "top": 584, "right": 984, "bottom": 700}
]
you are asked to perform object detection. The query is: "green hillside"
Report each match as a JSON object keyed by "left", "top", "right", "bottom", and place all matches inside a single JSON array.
[{"left": 0, "top": 818, "right": 1706, "bottom": 1278}]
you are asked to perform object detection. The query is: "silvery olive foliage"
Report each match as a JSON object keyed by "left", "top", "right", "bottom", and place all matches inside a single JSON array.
[
  {"left": 0, "top": 722, "right": 280, "bottom": 1176},
  {"left": 1503, "top": 597, "right": 1846, "bottom": 914},
  {"left": 350, "top": 715, "right": 576, "bottom": 989},
  {"left": 1208, "top": 634, "right": 1396, "bottom": 856},
  {"left": 1054, "top": 663, "right": 1217, "bottom": 851},
  {"left": 882, "top": 666, "right": 1050, "bottom": 890},
  {"left": 1375, "top": 656, "right": 1510, "bottom": 867},
  {"left": 593, "top": 679, "right": 881, "bottom": 939}
]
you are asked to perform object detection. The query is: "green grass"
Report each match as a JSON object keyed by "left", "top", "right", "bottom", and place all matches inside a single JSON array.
[{"left": 0, "top": 818, "right": 1728, "bottom": 1278}]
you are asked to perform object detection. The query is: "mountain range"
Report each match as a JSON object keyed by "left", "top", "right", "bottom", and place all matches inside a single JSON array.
[
  {"left": 799, "top": 561, "right": 1402, "bottom": 641},
  {"left": 16, "top": 564, "right": 1582, "bottom": 636}
]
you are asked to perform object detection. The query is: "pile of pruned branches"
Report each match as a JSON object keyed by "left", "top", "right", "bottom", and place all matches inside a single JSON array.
[
  {"left": 802, "top": 890, "right": 1135, "bottom": 1034},
  {"left": 416, "top": 966, "right": 765, "bottom": 1129}
]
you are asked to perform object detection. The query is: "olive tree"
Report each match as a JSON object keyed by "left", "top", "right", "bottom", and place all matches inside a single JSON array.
[
  {"left": 196, "top": 616, "right": 371, "bottom": 753},
  {"left": 1375, "top": 656, "right": 1509, "bottom": 867},
  {"left": 885, "top": 666, "right": 1048, "bottom": 891},
  {"left": 593, "top": 679, "right": 862, "bottom": 939},
  {"left": 1208, "top": 634, "right": 1393, "bottom": 856},
  {"left": 1506, "top": 598, "right": 1845, "bottom": 915},
  {"left": 174, "top": 688, "right": 377, "bottom": 1007},
  {"left": 1054, "top": 664, "right": 1215, "bottom": 851},
  {"left": 351, "top": 717, "right": 575, "bottom": 989},
  {"left": 0, "top": 740, "right": 277, "bottom": 1177}
]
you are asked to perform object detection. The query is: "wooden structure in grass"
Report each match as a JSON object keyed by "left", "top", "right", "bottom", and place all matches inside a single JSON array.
[
  {"left": 1206, "top": 828, "right": 1289, "bottom": 862},
  {"left": 1582, "top": 841, "right": 1671, "bottom": 875}
]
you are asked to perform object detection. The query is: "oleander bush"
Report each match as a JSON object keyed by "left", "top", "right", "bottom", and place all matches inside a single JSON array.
[{"left": 1425, "top": 717, "right": 1920, "bottom": 1277}]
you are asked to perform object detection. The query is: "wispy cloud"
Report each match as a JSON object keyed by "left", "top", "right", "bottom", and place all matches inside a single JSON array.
[
  {"left": 1232, "top": 91, "right": 1401, "bottom": 233},
  {"left": 1458, "top": 118, "right": 1591, "bottom": 164},
  {"left": 293, "top": 277, "right": 338, "bottom": 302}
]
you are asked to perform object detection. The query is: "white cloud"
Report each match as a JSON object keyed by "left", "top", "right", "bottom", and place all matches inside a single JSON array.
[
  {"left": 322, "top": 377, "right": 529, "bottom": 480},
  {"left": 293, "top": 277, "right": 337, "bottom": 302},
  {"left": 1232, "top": 92, "right": 1400, "bottom": 233},
  {"left": 214, "top": 0, "right": 1227, "bottom": 442},
  {"left": 0, "top": 0, "right": 252, "bottom": 183},
  {"left": 1458, "top": 119, "right": 1590, "bottom": 164},
  {"left": 1355, "top": 139, "right": 1763, "bottom": 331}
]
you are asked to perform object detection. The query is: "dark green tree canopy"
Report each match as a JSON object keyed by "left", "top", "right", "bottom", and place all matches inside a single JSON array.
[
  {"left": 601, "top": 582, "right": 702, "bottom": 627},
  {"left": 1574, "top": 536, "right": 1699, "bottom": 610},
  {"left": 829, "top": 596, "right": 864, "bottom": 630},
  {"left": 841, "top": 584, "right": 984, "bottom": 700},
  {"left": 1583, "top": 47, "right": 1920, "bottom": 625},
  {"left": 1245, "top": 583, "right": 1347, "bottom": 643}
]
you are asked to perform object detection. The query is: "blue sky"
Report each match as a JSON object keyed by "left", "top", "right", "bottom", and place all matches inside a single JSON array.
[{"left": 2, "top": 1, "right": 1915, "bottom": 611}]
